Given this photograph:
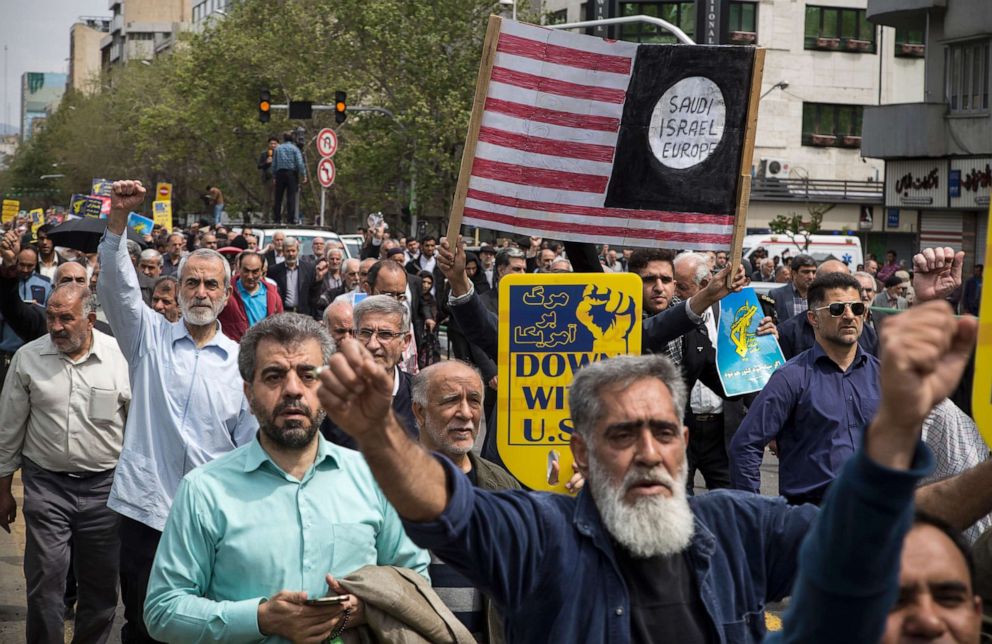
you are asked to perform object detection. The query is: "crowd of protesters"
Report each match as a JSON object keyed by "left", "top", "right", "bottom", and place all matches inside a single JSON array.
[{"left": 0, "top": 178, "right": 990, "bottom": 644}]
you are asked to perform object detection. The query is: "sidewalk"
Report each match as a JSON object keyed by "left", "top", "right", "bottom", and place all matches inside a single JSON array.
[{"left": 0, "top": 473, "right": 123, "bottom": 643}]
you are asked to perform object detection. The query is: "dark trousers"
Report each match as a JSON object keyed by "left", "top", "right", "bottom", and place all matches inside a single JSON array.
[
  {"left": 686, "top": 412, "right": 731, "bottom": 493},
  {"left": 21, "top": 460, "right": 119, "bottom": 644},
  {"left": 273, "top": 170, "right": 299, "bottom": 224},
  {"left": 118, "top": 516, "right": 164, "bottom": 644}
]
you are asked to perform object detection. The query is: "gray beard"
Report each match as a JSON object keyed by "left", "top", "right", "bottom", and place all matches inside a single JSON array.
[{"left": 587, "top": 451, "right": 696, "bottom": 558}]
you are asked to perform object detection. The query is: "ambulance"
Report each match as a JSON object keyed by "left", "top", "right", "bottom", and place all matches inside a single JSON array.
[{"left": 741, "top": 233, "right": 864, "bottom": 269}]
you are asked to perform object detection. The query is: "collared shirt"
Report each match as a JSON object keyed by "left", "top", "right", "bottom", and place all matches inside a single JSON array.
[
  {"left": 404, "top": 456, "right": 816, "bottom": 643},
  {"left": 788, "top": 284, "right": 807, "bottom": 318},
  {"left": 729, "top": 343, "right": 881, "bottom": 498},
  {"left": 0, "top": 329, "right": 130, "bottom": 476},
  {"left": 921, "top": 399, "right": 992, "bottom": 543},
  {"left": 418, "top": 254, "right": 437, "bottom": 274},
  {"left": 144, "top": 435, "right": 429, "bottom": 643},
  {"left": 37, "top": 259, "right": 58, "bottom": 282},
  {"left": 97, "top": 230, "right": 258, "bottom": 531},
  {"left": 690, "top": 310, "right": 723, "bottom": 414},
  {"left": 236, "top": 280, "right": 268, "bottom": 327},
  {"left": 284, "top": 264, "right": 298, "bottom": 308},
  {"left": 271, "top": 141, "right": 306, "bottom": 177}
]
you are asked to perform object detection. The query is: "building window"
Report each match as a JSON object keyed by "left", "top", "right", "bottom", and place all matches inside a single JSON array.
[
  {"left": 129, "top": 32, "right": 154, "bottom": 41},
  {"left": 894, "top": 27, "right": 925, "bottom": 58},
  {"left": 546, "top": 9, "right": 568, "bottom": 25},
  {"left": 801, "top": 103, "right": 864, "bottom": 147},
  {"left": 618, "top": 1, "right": 695, "bottom": 43},
  {"left": 727, "top": 1, "right": 757, "bottom": 44},
  {"left": 804, "top": 6, "right": 876, "bottom": 53},
  {"left": 945, "top": 40, "right": 990, "bottom": 114}
]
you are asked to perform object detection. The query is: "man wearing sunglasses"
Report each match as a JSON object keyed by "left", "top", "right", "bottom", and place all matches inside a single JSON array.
[{"left": 730, "top": 272, "right": 879, "bottom": 506}]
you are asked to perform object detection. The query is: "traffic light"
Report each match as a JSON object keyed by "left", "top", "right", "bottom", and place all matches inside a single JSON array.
[
  {"left": 334, "top": 91, "right": 347, "bottom": 124},
  {"left": 258, "top": 89, "right": 271, "bottom": 123}
]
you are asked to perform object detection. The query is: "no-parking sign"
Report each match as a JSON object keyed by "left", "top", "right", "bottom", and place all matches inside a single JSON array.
[{"left": 316, "top": 157, "right": 336, "bottom": 188}]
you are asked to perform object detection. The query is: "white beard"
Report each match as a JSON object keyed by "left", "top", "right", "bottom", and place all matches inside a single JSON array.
[
  {"left": 587, "top": 452, "right": 696, "bottom": 558},
  {"left": 179, "top": 293, "right": 224, "bottom": 326}
]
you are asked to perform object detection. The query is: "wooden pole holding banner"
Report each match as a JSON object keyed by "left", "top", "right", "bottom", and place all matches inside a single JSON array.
[
  {"left": 446, "top": 15, "right": 503, "bottom": 245},
  {"left": 727, "top": 48, "right": 766, "bottom": 288}
]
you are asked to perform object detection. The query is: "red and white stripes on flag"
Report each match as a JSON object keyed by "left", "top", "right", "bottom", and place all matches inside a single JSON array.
[{"left": 460, "top": 20, "right": 735, "bottom": 250}]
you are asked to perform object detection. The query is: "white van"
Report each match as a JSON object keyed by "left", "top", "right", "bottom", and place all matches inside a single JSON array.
[{"left": 741, "top": 233, "right": 864, "bottom": 269}]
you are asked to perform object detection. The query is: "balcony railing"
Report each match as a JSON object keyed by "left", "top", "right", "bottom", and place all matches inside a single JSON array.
[{"left": 751, "top": 177, "right": 884, "bottom": 203}]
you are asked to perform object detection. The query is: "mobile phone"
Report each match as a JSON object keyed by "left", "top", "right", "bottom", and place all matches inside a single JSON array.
[{"left": 304, "top": 595, "right": 348, "bottom": 606}]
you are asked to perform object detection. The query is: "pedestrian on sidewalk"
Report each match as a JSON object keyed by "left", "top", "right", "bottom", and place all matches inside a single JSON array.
[{"left": 0, "top": 283, "right": 131, "bottom": 643}]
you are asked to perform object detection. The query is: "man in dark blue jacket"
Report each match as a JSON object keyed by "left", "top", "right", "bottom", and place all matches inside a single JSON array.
[{"left": 768, "top": 300, "right": 982, "bottom": 644}]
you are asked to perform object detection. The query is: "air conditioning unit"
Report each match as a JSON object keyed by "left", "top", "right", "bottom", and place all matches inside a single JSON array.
[{"left": 760, "top": 158, "right": 789, "bottom": 178}]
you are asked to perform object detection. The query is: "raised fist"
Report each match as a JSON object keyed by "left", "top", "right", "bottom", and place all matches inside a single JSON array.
[
  {"left": 111, "top": 180, "right": 147, "bottom": 214},
  {"left": 576, "top": 285, "right": 637, "bottom": 351}
]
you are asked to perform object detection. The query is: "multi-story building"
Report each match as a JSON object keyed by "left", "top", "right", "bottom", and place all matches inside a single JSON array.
[
  {"left": 191, "top": 0, "right": 232, "bottom": 24},
  {"left": 101, "top": 0, "right": 192, "bottom": 68},
  {"left": 20, "top": 73, "right": 67, "bottom": 142},
  {"left": 541, "top": 0, "right": 926, "bottom": 259},
  {"left": 69, "top": 17, "right": 111, "bottom": 94},
  {"left": 863, "top": 0, "right": 991, "bottom": 267}
]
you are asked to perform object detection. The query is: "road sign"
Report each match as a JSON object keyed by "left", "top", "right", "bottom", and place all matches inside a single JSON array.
[
  {"left": 156, "top": 182, "right": 173, "bottom": 201},
  {"left": 316, "top": 157, "right": 336, "bottom": 188},
  {"left": 316, "top": 128, "right": 338, "bottom": 158}
]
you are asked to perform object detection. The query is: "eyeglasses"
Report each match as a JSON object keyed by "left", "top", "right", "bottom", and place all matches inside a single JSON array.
[
  {"left": 356, "top": 328, "right": 406, "bottom": 343},
  {"left": 813, "top": 301, "right": 867, "bottom": 317}
]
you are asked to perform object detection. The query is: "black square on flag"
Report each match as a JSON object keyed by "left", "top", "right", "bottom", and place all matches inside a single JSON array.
[{"left": 604, "top": 45, "right": 756, "bottom": 215}]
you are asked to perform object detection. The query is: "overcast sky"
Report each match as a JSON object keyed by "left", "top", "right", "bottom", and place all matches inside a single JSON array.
[{"left": 1, "top": 0, "right": 109, "bottom": 132}]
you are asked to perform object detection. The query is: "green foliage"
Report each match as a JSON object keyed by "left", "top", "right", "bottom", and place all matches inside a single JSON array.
[
  {"left": 1, "top": 0, "right": 513, "bottom": 231},
  {"left": 767, "top": 203, "right": 833, "bottom": 251}
]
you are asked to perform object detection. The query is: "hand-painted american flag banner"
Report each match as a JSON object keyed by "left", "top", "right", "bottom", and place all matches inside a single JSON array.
[{"left": 457, "top": 18, "right": 759, "bottom": 251}]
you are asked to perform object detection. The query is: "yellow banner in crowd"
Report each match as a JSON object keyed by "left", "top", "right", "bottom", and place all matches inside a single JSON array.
[
  {"left": 29, "top": 209, "right": 44, "bottom": 237},
  {"left": 497, "top": 273, "right": 642, "bottom": 492},
  {"left": 973, "top": 199, "right": 992, "bottom": 448},
  {"left": 2, "top": 199, "right": 19, "bottom": 223},
  {"left": 153, "top": 200, "right": 173, "bottom": 231}
]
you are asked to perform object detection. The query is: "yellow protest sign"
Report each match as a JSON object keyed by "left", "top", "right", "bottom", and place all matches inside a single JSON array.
[
  {"left": 973, "top": 199, "right": 992, "bottom": 448},
  {"left": 497, "top": 273, "right": 642, "bottom": 492},
  {"left": 29, "top": 209, "right": 44, "bottom": 236},
  {"left": 155, "top": 182, "right": 173, "bottom": 202},
  {"left": 152, "top": 200, "right": 173, "bottom": 231},
  {"left": 2, "top": 199, "right": 19, "bottom": 223}
]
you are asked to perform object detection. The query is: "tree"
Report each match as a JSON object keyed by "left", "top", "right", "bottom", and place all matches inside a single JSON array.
[
  {"left": 2, "top": 0, "right": 516, "bottom": 231},
  {"left": 767, "top": 203, "right": 834, "bottom": 253}
]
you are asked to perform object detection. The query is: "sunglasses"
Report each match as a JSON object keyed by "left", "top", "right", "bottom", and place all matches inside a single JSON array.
[{"left": 813, "top": 301, "right": 867, "bottom": 317}]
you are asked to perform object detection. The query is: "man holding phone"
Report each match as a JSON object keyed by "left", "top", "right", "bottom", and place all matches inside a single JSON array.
[{"left": 144, "top": 314, "right": 428, "bottom": 643}]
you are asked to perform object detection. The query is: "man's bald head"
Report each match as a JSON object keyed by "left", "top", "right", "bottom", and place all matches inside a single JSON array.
[
  {"left": 816, "top": 259, "right": 851, "bottom": 277},
  {"left": 53, "top": 261, "right": 89, "bottom": 287}
]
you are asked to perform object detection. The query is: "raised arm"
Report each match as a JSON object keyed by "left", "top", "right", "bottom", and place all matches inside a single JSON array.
[
  {"left": 97, "top": 180, "right": 159, "bottom": 360},
  {"left": 317, "top": 339, "right": 448, "bottom": 521},
  {"left": 770, "top": 301, "right": 978, "bottom": 644}
]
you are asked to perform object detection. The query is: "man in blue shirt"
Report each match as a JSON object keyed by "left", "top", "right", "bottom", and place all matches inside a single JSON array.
[
  {"left": 17, "top": 246, "right": 52, "bottom": 305},
  {"left": 271, "top": 131, "right": 308, "bottom": 224},
  {"left": 318, "top": 341, "right": 818, "bottom": 643},
  {"left": 98, "top": 180, "right": 258, "bottom": 644},
  {"left": 730, "top": 272, "right": 880, "bottom": 505},
  {"left": 144, "top": 313, "right": 428, "bottom": 643}
]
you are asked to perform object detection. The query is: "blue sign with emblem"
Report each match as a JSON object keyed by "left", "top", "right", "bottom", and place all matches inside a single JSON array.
[{"left": 715, "top": 288, "right": 786, "bottom": 396}]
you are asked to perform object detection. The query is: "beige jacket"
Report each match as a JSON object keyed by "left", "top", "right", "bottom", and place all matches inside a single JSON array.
[{"left": 339, "top": 566, "right": 476, "bottom": 644}]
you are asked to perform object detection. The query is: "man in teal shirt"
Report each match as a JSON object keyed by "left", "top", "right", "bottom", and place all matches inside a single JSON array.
[{"left": 144, "top": 313, "right": 428, "bottom": 643}]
